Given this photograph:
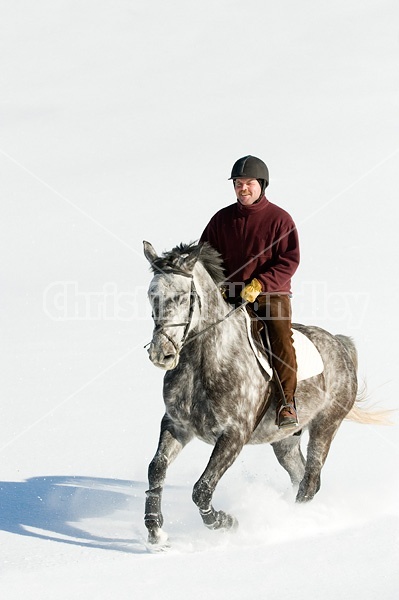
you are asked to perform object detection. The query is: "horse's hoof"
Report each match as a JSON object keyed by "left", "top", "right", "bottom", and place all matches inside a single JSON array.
[
  {"left": 212, "top": 511, "right": 239, "bottom": 531},
  {"left": 147, "top": 527, "right": 169, "bottom": 548},
  {"left": 226, "top": 514, "right": 239, "bottom": 531},
  {"left": 295, "top": 491, "right": 313, "bottom": 503},
  {"left": 296, "top": 476, "right": 320, "bottom": 503}
]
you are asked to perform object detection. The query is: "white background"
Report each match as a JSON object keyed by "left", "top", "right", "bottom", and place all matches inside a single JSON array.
[{"left": 0, "top": 1, "right": 398, "bottom": 597}]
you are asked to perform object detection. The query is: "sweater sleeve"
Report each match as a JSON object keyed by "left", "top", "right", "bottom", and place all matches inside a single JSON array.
[
  {"left": 256, "top": 222, "right": 300, "bottom": 293},
  {"left": 199, "top": 218, "right": 218, "bottom": 251}
]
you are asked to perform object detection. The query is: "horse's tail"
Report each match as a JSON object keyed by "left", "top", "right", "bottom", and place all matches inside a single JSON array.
[
  {"left": 335, "top": 334, "right": 394, "bottom": 426},
  {"left": 346, "top": 387, "right": 395, "bottom": 425},
  {"left": 335, "top": 334, "right": 358, "bottom": 371},
  {"left": 349, "top": 400, "right": 396, "bottom": 426}
]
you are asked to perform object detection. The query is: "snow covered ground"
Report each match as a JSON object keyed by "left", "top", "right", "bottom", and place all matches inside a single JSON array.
[{"left": 1, "top": 1, "right": 398, "bottom": 597}]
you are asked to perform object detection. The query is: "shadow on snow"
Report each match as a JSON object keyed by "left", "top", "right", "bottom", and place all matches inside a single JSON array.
[{"left": 0, "top": 475, "right": 152, "bottom": 554}]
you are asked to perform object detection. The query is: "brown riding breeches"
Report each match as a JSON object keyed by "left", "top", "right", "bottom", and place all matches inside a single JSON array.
[{"left": 254, "top": 295, "right": 297, "bottom": 404}]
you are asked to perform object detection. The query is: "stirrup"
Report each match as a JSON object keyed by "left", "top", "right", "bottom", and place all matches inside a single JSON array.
[{"left": 276, "top": 401, "right": 298, "bottom": 429}]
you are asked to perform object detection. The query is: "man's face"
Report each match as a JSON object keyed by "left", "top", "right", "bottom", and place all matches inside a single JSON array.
[{"left": 234, "top": 178, "right": 262, "bottom": 206}]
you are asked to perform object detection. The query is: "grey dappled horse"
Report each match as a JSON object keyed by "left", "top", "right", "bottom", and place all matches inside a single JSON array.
[{"left": 143, "top": 241, "right": 363, "bottom": 545}]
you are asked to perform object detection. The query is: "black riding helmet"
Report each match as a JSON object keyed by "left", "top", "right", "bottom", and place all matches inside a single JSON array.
[{"left": 229, "top": 155, "right": 269, "bottom": 195}]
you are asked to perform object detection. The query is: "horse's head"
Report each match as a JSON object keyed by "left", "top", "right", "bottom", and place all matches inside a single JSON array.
[{"left": 144, "top": 241, "right": 203, "bottom": 370}]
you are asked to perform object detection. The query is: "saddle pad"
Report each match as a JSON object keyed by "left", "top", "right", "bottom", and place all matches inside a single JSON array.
[{"left": 243, "top": 309, "right": 324, "bottom": 382}]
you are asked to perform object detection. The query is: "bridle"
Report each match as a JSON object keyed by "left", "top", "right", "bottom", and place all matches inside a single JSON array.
[
  {"left": 147, "top": 267, "right": 201, "bottom": 355},
  {"left": 145, "top": 266, "right": 247, "bottom": 354}
]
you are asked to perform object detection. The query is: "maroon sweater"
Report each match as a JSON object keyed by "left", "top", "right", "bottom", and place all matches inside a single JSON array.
[{"left": 200, "top": 196, "right": 300, "bottom": 294}]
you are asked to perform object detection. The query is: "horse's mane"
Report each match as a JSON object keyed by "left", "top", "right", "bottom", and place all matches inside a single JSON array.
[{"left": 151, "top": 242, "right": 225, "bottom": 285}]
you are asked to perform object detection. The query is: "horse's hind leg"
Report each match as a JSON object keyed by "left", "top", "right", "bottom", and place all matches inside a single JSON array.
[
  {"left": 272, "top": 432, "right": 306, "bottom": 487},
  {"left": 145, "top": 415, "right": 191, "bottom": 544},
  {"left": 296, "top": 416, "right": 342, "bottom": 503}
]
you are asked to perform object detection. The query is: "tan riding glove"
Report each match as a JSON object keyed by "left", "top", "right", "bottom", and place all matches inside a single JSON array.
[{"left": 240, "top": 278, "right": 262, "bottom": 303}]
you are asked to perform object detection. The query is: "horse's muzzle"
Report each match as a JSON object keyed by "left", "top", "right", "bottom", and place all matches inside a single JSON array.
[{"left": 147, "top": 341, "right": 180, "bottom": 370}]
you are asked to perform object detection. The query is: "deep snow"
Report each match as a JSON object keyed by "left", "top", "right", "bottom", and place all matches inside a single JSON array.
[{"left": 1, "top": 1, "right": 398, "bottom": 598}]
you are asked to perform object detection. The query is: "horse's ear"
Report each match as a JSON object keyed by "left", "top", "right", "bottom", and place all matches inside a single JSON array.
[{"left": 143, "top": 241, "right": 158, "bottom": 264}]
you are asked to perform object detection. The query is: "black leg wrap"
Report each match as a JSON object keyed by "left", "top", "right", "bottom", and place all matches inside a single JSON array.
[
  {"left": 193, "top": 480, "right": 238, "bottom": 531},
  {"left": 145, "top": 487, "right": 164, "bottom": 529},
  {"left": 200, "top": 507, "right": 238, "bottom": 531},
  {"left": 199, "top": 507, "right": 217, "bottom": 528}
]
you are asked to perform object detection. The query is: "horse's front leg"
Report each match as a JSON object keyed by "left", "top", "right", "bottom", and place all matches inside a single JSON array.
[
  {"left": 192, "top": 430, "right": 247, "bottom": 531},
  {"left": 145, "top": 415, "right": 191, "bottom": 545}
]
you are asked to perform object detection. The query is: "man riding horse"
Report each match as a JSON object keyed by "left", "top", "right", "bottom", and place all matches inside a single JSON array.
[{"left": 200, "top": 155, "right": 300, "bottom": 428}]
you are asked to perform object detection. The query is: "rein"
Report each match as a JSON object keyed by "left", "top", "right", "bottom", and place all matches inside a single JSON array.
[{"left": 183, "top": 301, "right": 247, "bottom": 347}]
